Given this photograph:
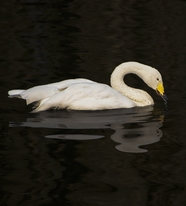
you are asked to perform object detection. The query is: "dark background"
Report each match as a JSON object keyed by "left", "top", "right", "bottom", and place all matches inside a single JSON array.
[{"left": 1, "top": 0, "right": 186, "bottom": 205}]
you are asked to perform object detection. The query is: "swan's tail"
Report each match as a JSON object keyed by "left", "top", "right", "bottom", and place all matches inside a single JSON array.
[{"left": 8, "top": 90, "right": 25, "bottom": 98}]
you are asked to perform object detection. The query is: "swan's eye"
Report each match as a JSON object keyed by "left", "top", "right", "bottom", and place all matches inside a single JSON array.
[{"left": 156, "top": 78, "right": 159, "bottom": 81}]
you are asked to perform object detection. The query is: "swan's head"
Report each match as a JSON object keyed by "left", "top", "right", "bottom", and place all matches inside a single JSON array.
[{"left": 144, "top": 67, "right": 168, "bottom": 103}]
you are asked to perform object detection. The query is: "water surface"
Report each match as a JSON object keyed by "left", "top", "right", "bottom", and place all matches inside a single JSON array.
[{"left": 1, "top": 0, "right": 186, "bottom": 205}]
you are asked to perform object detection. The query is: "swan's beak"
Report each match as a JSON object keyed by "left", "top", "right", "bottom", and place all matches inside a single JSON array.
[{"left": 156, "top": 82, "right": 168, "bottom": 103}]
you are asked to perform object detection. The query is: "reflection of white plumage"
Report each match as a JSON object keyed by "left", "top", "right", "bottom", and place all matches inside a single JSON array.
[
  {"left": 8, "top": 62, "right": 167, "bottom": 112},
  {"left": 9, "top": 108, "right": 164, "bottom": 153}
]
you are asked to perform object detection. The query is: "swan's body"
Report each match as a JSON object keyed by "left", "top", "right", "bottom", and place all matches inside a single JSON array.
[{"left": 8, "top": 62, "right": 167, "bottom": 112}]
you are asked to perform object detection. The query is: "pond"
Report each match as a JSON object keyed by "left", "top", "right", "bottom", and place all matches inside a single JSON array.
[{"left": 1, "top": 0, "right": 186, "bottom": 205}]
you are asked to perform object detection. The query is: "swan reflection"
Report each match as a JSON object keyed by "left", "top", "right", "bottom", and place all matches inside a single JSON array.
[{"left": 10, "top": 106, "right": 164, "bottom": 153}]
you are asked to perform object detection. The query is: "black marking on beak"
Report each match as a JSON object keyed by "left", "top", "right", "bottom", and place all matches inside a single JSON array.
[
  {"left": 156, "top": 90, "right": 168, "bottom": 104},
  {"left": 161, "top": 94, "right": 168, "bottom": 103}
]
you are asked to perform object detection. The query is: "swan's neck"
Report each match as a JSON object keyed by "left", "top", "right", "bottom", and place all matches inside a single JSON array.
[{"left": 110, "top": 62, "right": 154, "bottom": 106}]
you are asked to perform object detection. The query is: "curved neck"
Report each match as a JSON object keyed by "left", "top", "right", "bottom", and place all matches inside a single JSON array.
[{"left": 110, "top": 62, "right": 154, "bottom": 106}]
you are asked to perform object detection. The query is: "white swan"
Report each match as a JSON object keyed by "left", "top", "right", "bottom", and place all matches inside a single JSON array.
[{"left": 8, "top": 62, "right": 167, "bottom": 112}]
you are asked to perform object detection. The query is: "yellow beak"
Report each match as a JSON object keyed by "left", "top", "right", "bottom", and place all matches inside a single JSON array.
[
  {"left": 156, "top": 82, "right": 168, "bottom": 103},
  {"left": 157, "top": 82, "right": 164, "bottom": 95}
]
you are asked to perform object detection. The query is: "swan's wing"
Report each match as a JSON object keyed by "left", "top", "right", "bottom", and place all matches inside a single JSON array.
[
  {"left": 66, "top": 83, "right": 136, "bottom": 110},
  {"left": 34, "top": 82, "right": 136, "bottom": 112},
  {"left": 8, "top": 86, "right": 60, "bottom": 105},
  {"left": 20, "top": 86, "right": 60, "bottom": 105},
  {"left": 8, "top": 78, "right": 94, "bottom": 105}
]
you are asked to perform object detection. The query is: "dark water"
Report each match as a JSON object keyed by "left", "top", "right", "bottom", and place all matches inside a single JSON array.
[{"left": 1, "top": 0, "right": 186, "bottom": 205}]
